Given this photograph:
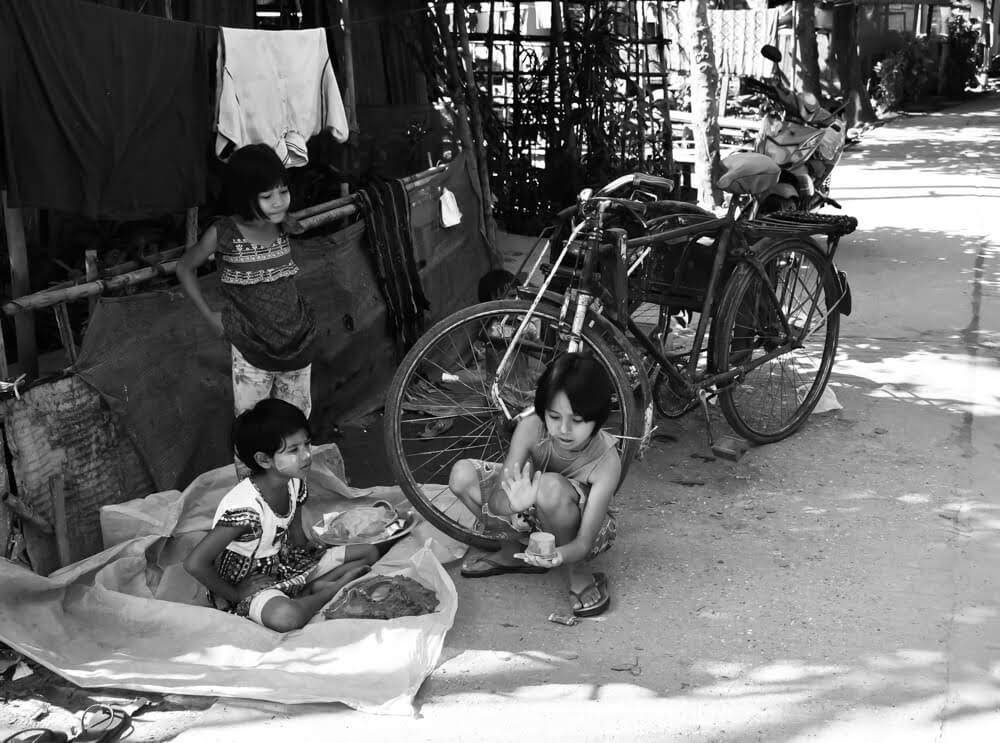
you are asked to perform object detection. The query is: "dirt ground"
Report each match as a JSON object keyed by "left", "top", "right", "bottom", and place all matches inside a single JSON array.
[{"left": 3, "top": 93, "right": 999, "bottom": 741}]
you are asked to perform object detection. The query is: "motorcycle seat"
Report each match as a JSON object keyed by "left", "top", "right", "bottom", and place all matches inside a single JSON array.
[{"left": 716, "top": 152, "right": 780, "bottom": 196}]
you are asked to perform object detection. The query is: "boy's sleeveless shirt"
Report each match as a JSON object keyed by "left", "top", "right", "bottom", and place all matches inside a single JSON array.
[{"left": 215, "top": 216, "right": 316, "bottom": 371}]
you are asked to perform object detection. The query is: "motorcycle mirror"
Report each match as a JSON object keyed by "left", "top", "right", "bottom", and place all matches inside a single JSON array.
[{"left": 761, "top": 45, "right": 782, "bottom": 64}]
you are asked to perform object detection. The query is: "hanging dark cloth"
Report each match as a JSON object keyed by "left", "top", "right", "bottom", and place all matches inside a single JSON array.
[
  {"left": 0, "top": 0, "right": 210, "bottom": 219},
  {"left": 355, "top": 179, "right": 430, "bottom": 355},
  {"left": 82, "top": 0, "right": 257, "bottom": 28}
]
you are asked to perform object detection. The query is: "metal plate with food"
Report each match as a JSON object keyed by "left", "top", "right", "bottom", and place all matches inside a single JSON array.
[{"left": 312, "top": 500, "right": 418, "bottom": 546}]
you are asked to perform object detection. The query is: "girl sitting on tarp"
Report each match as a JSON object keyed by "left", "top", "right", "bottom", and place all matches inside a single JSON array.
[
  {"left": 183, "top": 399, "right": 378, "bottom": 630},
  {"left": 176, "top": 144, "right": 316, "bottom": 421}
]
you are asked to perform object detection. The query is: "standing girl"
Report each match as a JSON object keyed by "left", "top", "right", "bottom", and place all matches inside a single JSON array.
[{"left": 176, "top": 143, "right": 317, "bottom": 418}]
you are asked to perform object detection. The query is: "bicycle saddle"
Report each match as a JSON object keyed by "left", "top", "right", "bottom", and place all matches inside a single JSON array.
[{"left": 716, "top": 152, "right": 780, "bottom": 195}]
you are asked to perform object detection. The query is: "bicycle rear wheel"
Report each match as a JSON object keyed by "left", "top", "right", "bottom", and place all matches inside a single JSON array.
[
  {"left": 383, "top": 299, "right": 639, "bottom": 550},
  {"left": 714, "top": 238, "right": 840, "bottom": 443}
]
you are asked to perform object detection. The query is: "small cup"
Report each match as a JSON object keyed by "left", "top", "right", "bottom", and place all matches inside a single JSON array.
[{"left": 527, "top": 531, "right": 556, "bottom": 558}]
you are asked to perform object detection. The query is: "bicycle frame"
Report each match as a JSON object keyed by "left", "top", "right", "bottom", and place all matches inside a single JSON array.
[{"left": 488, "top": 192, "right": 832, "bottom": 424}]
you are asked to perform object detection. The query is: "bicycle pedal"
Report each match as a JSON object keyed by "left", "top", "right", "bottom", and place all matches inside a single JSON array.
[{"left": 711, "top": 435, "right": 749, "bottom": 462}]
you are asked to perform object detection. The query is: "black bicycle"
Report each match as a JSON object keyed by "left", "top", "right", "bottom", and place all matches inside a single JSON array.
[{"left": 384, "top": 152, "right": 856, "bottom": 548}]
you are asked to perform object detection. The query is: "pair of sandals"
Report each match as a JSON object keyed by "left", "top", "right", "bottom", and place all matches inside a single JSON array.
[
  {"left": 4, "top": 705, "right": 130, "bottom": 743},
  {"left": 461, "top": 552, "right": 610, "bottom": 617}
]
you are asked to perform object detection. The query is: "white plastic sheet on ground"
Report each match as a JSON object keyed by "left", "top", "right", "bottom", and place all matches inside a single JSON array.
[{"left": 0, "top": 447, "right": 463, "bottom": 715}]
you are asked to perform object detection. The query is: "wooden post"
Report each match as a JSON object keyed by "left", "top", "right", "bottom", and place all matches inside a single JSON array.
[
  {"left": 49, "top": 474, "right": 72, "bottom": 568},
  {"left": 2, "top": 190, "right": 38, "bottom": 378}
]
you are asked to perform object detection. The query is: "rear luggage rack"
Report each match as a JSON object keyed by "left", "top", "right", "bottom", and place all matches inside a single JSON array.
[{"left": 746, "top": 211, "right": 858, "bottom": 239}]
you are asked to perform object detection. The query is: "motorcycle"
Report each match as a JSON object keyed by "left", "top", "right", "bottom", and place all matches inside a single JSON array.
[{"left": 741, "top": 45, "right": 848, "bottom": 215}]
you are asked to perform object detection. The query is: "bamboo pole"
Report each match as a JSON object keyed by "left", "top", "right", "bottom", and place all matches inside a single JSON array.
[
  {"left": 2, "top": 164, "right": 449, "bottom": 316},
  {"left": 455, "top": 0, "right": 498, "bottom": 259},
  {"left": 294, "top": 193, "right": 354, "bottom": 220},
  {"left": 293, "top": 165, "right": 448, "bottom": 223},
  {"left": 2, "top": 190, "right": 38, "bottom": 376},
  {"left": 434, "top": 2, "right": 475, "bottom": 157},
  {"left": 294, "top": 203, "right": 358, "bottom": 233}
]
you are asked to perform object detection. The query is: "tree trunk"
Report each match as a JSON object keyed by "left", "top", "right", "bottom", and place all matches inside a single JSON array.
[
  {"left": 795, "top": 0, "right": 821, "bottom": 99},
  {"left": 831, "top": 2, "right": 877, "bottom": 126},
  {"left": 686, "top": 0, "right": 722, "bottom": 208}
]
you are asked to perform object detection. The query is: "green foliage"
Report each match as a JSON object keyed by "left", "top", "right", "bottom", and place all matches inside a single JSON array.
[
  {"left": 873, "top": 34, "right": 935, "bottom": 110},
  {"left": 497, "top": 2, "right": 674, "bottom": 231},
  {"left": 942, "top": 15, "right": 980, "bottom": 96},
  {"left": 410, "top": 3, "right": 677, "bottom": 232},
  {"left": 874, "top": 18, "right": 983, "bottom": 110}
]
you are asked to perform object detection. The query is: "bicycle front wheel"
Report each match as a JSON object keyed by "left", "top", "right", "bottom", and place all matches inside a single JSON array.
[
  {"left": 384, "top": 299, "right": 639, "bottom": 550},
  {"left": 714, "top": 238, "right": 840, "bottom": 443}
]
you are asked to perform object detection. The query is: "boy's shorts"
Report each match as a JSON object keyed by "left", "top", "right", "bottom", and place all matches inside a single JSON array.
[
  {"left": 242, "top": 545, "right": 348, "bottom": 624},
  {"left": 472, "top": 460, "right": 616, "bottom": 560}
]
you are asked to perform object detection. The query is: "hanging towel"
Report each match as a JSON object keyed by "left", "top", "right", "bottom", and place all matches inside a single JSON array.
[
  {"left": 216, "top": 27, "right": 349, "bottom": 167},
  {"left": 356, "top": 179, "right": 430, "bottom": 356},
  {"left": 0, "top": 0, "right": 209, "bottom": 219}
]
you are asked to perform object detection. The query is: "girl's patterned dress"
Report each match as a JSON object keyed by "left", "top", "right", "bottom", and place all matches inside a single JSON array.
[
  {"left": 210, "top": 476, "right": 325, "bottom": 617},
  {"left": 215, "top": 216, "right": 317, "bottom": 420}
]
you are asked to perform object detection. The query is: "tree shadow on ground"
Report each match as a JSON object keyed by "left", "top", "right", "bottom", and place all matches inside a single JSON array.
[{"left": 842, "top": 95, "right": 1000, "bottom": 181}]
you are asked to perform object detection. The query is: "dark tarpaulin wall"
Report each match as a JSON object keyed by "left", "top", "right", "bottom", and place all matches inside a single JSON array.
[{"left": 72, "top": 152, "right": 490, "bottom": 492}]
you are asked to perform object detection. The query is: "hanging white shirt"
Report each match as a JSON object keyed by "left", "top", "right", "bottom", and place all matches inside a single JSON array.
[{"left": 216, "top": 27, "right": 349, "bottom": 167}]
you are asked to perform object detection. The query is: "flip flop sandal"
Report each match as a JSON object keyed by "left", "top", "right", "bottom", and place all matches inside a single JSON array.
[
  {"left": 3, "top": 730, "right": 68, "bottom": 743},
  {"left": 571, "top": 572, "right": 610, "bottom": 618},
  {"left": 74, "top": 705, "right": 131, "bottom": 743},
  {"left": 460, "top": 553, "right": 548, "bottom": 579}
]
